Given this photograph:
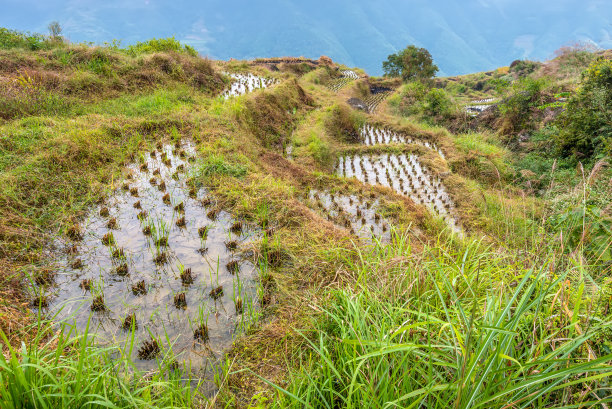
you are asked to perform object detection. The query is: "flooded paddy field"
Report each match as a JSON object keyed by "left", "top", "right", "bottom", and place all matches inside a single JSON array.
[
  {"left": 336, "top": 153, "right": 459, "bottom": 229},
  {"left": 362, "top": 90, "right": 392, "bottom": 113},
  {"left": 328, "top": 70, "right": 360, "bottom": 92},
  {"left": 304, "top": 189, "right": 391, "bottom": 242},
  {"left": 222, "top": 73, "right": 277, "bottom": 98},
  {"left": 45, "top": 141, "right": 262, "bottom": 380},
  {"left": 359, "top": 124, "right": 445, "bottom": 158}
]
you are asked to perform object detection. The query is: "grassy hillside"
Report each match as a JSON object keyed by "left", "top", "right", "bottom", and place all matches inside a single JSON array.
[{"left": 0, "top": 28, "right": 610, "bottom": 408}]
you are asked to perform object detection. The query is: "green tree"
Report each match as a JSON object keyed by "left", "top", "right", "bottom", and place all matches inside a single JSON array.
[
  {"left": 47, "top": 21, "right": 62, "bottom": 41},
  {"left": 382, "top": 45, "right": 438, "bottom": 82}
]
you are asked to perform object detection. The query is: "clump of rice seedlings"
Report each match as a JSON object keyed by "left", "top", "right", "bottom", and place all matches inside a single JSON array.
[
  {"left": 107, "top": 217, "right": 118, "bottom": 229},
  {"left": 34, "top": 269, "right": 55, "bottom": 286},
  {"left": 130, "top": 187, "right": 139, "bottom": 197},
  {"left": 142, "top": 225, "right": 152, "bottom": 235},
  {"left": 121, "top": 313, "right": 137, "bottom": 330},
  {"left": 80, "top": 279, "right": 91, "bottom": 291},
  {"left": 163, "top": 158, "right": 171, "bottom": 167},
  {"left": 91, "top": 295, "right": 105, "bottom": 311},
  {"left": 154, "top": 252, "right": 168, "bottom": 265},
  {"left": 209, "top": 286, "right": 223, "bottom": 300},
  {"left": 174, "top": 140, "right": 181, "bottom": 149},
  {"left": 176, "top": 164, "right": 184, "bottom": 172},
  {"left": 158, "top": 180, "right": 166, "bottom": 191},
  {"left": 155, "top": 236, "right": 168, "bottom": 247},
  {"left": 193, "top": 324, "right": 208, "bottom": 342},
  {"left": 235, "top": 297, "right": 243, "bottom": 314},
  {"left": 230, "top": 221, "right": 243, "bottom": 234},
  {"left": 188, "top": 156, "right": 195, "bottom": 163},
  {"left": 138, "top": 338, "right": 160, "bottom": 360},
  {"left": 173, "top": 292, "right": 187, "bottom": 309},
  {"left": 66, "top": 225, "right": 82, "bottom": 241},
  {"left": 133, "top": 201, "right": 141, "bottom": 209},
  {"left": 266, "top": 248, "right": 283, "bottom": 268},
  {"left": 111, "top": 247, "right": 125, "bottom": 259},
  {"left": 126, "top": 172, "right": 133, "bottom": 180},
  {"left": 225, "top": 240, "right": 238, "bottom": 251},
  {"left": 156, "top": 141, "right": 163, "bottom": 150},
  {"left": 226, "top": 260, "right": 240, "bottom": 274},
  {"left": 162, "top": 193, "right": 171, "bottom": 204},
  {"left": 171, "top": 172, "right": 179, "bottom": 181},
  {"left": 122, "top": 183, "right": 130, "bottom": 191},
  {"left": 198, "top": 226, "right": 209, "bottom": 239},
  {"left": 189, "top": 187, "right": 197, "bottom": 198},
  {"left": 114, "top": 263, "right": 128, "bottom": 276},
  {"left": 175, "top": 216, "right": 186, "bottom": 227},
  {"left": 99, "top": 207, "right": 110, "bottom": 217},
  {"left": 131, "top": 280, "right": 147, "bottom": 295},
  {"left": 31, "top": 295, "right": 49, "bottom": 309},
  {"left": 180, "top": 267, "right": 194, "bottom": 285},
  {"left": 66, "top": 244, "right": 78, "bottom": 255},
  {"left": 70, "top": 259, "right": 84, "bottom": 269},
  {"left": 149, "top": 177, "right": 157, "bottom": 186},
  {"left": 179, "top": 150, "right": 186, "bottom": 159},
  {"left": 150, "top": 150, "right": 156, "bottom": 158},
  {"left": 137, "top": 210, "right": 148, "bottom": 220},
  {"left": 197, "top": 247, "right": 208, "bottom": 255},
  {"left": 139, "top": 163, "right": 148, "bottom": 172},
  {"left": 153, "top": 168, "right": 160, "bottom": 176},
  {"left": 207, "top": 209, "right": 218, "bottom": 220},
  {"left": 174, "top": 202, "right": 184, "bottom": 213},
  {"left": 202, "top": 196, "right": 213, "bottom": 207}
]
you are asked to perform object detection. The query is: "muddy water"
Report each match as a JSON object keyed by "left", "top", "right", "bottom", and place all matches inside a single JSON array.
[
  {"left": 222, "top": 73, "right": 277, "bottom": 98},
  {"left": 306, "top": 190, "right": 391, "bottom": 242},
  {"left": 359, "top": 124, "right": 445, "bottom": 159},
  {"left": 336, "top": 153, "right": 460, "bottom": 231},
  {"left": 51, "top": 142, "right": 261, "bottom": 381}
]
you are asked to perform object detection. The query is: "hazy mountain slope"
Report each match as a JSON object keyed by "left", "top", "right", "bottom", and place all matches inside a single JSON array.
[{"left": 1, "top": 0, "right": 610, "bottom": 75}]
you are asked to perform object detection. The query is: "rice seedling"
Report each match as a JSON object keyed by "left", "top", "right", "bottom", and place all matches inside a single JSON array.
[
  {"left": 121, "top": 313, "right": 137, "bottom": 330},
  {"left": 34, "top": 269, "right": 55, "bottom": 286},
  {"left": 133, "top": 200, "right": 141, "bottom": 209},
  {"left": 122, "top": 183, "right": 130, "bottom": 191},
  {"left": 198, "top": 225, "right": 209, "bottom": 239},
  {"left": 80, "top": 279, "right": 92, "bottom": 292},
  {"left": 226, "top": 260, "right": 240, "bottom": 274},
  {"left": 154, "top": 252, "right": 168, "bottom": 265},
  {"left": 131, "top": 280, "right": 147, "bottom": 295},
  {"left": 230, "top": 221, "right": 243, "bottom": 234},
  {"left": 66, "top": 224, "right": 82, "bottom": 241},
  {"left": 153, "top": 168, "right": 160, "bottom": 176},
  {"left": 70, "top": 258, "right": 83, "bottom": 269},
  {"left": 130, "top": 187, "right": 139, "bottom": 197},
  {"left": 225, "top": 240, "right": 238, "bottom": 251},
  {"left": 173, "top": 202, "right": 184, "bottom": 213},
  {"left": 137, "top": 338, "right": 160, "bottom": 360},
  {"left": 91, "top": 295, "right": 105, "bottom": 312},
  {"left": 99, "top": 207, "right": 110, "bottom": 217},
  {"left": 158, "top": 180, "right": 167, "bottom": 191},
  {"left": 207, "top": 209, "right": 218, "bottom": 220},
  {"left": 31, "top": 295, "right": 48, "bottom": 309},
  {"left": 180, "top": 266, "right": 194, "bottom": 285},
  {"left": 101, "top": 232, "right": 115, "bottom": 246},
  {"left": 193, "top": 324, "right": 209, "bottom": 342},
  {"left": 149, "top": 177, "right": 157, "bottom": 185},
  {"left": 111, "top": 247, "right": 125, "bottom": 259},
  {"left": 175, "top": 216, "right": 186, "bottom": 227},
  {"left": 139, "top": 163, "right": 148, "bottom": 172},
  {"left": 209, "top": 285, "right": 223, "bottom": 300},
  {"left": 162, "top": 193, "right": 171, "bottom": 204},
  {"left": 113, "top": 263, "right": 128, "bottom": 276},
  {"left": 173, "top": 292, "right": 187, "bottom": 309},
  {"left": 107, "top": 217, "right": 118, "bottom": 229}
]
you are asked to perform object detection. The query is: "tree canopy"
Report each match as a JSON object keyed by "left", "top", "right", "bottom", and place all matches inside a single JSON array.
[{"left": 383, "top": 45, "right": 438, "bottom": 82}]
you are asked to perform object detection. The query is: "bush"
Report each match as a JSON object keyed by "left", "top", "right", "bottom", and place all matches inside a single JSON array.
[
  {"left": 126, "top": 37, "right": 198, "bottom": 57},
  {"left": 0, "top": 27, "right": 50, "bottom": 51},
  {"left": 498, "top": 77, "right": 548, "bottom": 136},
  {"left": 326, "top": 103, "right": 364, "bottom": 143},
  {"left": 555, "top": 58, "right": 612, "bottom": 159},
  {"left": 422, "top": 88, "right": 453, "bottom": 118}
]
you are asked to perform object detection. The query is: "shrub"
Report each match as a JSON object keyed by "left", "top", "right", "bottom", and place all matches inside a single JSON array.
[
  {"left": 0, "top": 27, "right": 50, "bottom": 51},
  {"left": 422, "top": 88, "right": 453, "bottom": 118},
  {"left": 555, "top": 58, "right": 612, "bottom": 159},
  {"left": 497, "top": 77, "right": 548, "bottom": 136},
  {"left": 325, "top": 103, "right": 364, "bottom": 143},
  {"left": 126, "top": 37, "right": 198, "bottom": 57}
]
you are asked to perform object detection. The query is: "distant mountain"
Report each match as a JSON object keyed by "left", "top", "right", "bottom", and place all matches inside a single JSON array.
[{"left": 2, "top": 0, "right": 611, "bottom": 76}]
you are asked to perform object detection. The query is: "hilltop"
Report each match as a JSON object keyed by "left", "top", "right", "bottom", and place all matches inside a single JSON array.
[{"left": 0, "top": 28, "right": 611, "bottom": 408}]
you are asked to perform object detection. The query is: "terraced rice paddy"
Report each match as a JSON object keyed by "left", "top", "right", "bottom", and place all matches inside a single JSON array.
[
  {"left": 328, "top": 69, "right": 359, "bottom": 92},
  {"left": 336, "top": 153, "right": 459, "bottom": 230},
  {"left": 359, "top": 124, "right": 445, "bottom": 158},
  {"left": 48, "top": 142, "right": 262, "bottom": 379},
  {"left": 465, "top": 98, "right": 498, "bottom": 115},
  {"left": 222, "top": 73, "right": 277, "bottom": 98},
  {"left": 305, "top": 190, "right": 391, "bottom": 242},
  {"left": 363, "top": 90, "right": 392, "bottom": 113}
]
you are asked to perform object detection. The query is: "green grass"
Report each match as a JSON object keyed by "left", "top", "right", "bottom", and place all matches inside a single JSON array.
[{"left": 264, "top": 233, "right": 612, "bottom": 408}]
